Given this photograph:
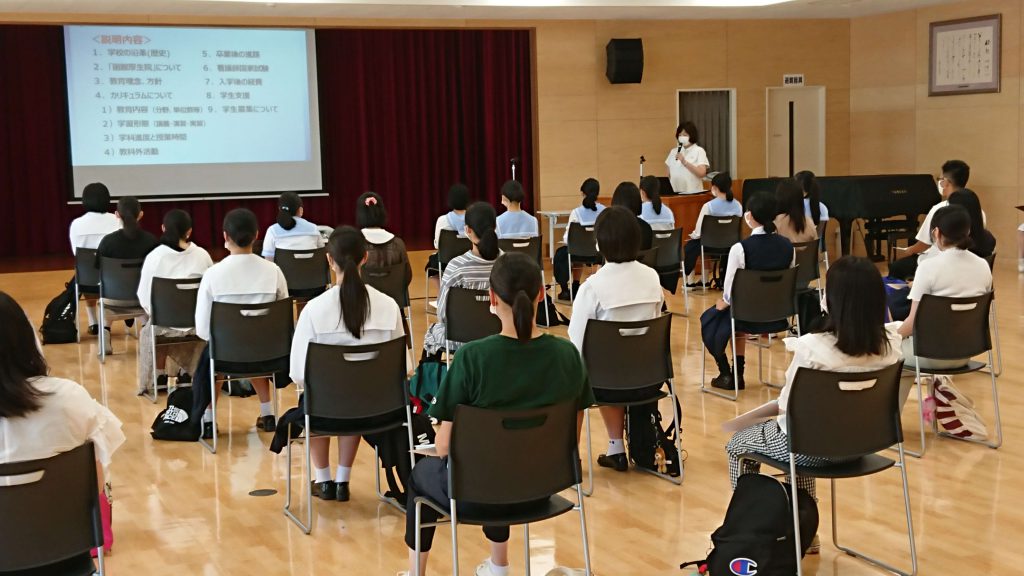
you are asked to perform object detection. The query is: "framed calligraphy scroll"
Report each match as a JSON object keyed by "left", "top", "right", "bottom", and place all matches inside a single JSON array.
[{"left": 929, "top": 14, "right": 1001, "bottom": 96}]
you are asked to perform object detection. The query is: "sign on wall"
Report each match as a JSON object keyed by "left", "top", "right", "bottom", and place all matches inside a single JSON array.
[{"left": 929, "top": 14, "right": 1001, "bottom": 96}]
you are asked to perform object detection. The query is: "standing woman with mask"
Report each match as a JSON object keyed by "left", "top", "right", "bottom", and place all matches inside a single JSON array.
[{"left": 665, "top": 121, "right": 710, "bottom": 195}]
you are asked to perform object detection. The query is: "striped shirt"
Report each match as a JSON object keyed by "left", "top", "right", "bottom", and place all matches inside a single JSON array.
[{"left": 423, "top": 251, "right": 496, "bottom": 355}]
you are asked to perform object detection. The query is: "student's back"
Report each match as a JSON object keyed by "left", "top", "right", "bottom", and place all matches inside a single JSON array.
[
  {"left": 496, "top": 210, "right": 539, "bottom": 239},
  {"left": 137, "top": 243, "right": 213, "bottom": 314},
  {"left": 96, "top": 196, "right": 159, "bottom": 260},
  {"left": 69, "top": 183, "right": 120, "bottom": 253},
  {"left": 740, "top": 233, "right": 793, "bottom": 271},
  {"left": 194, "top": 250, "right": 288, "bottom": 341},
  {"left": 262, "top": 191, "right": 324, "bottom": 259},
  {"left": 708, "top": 197, "right": 743, "bottom": 217}
]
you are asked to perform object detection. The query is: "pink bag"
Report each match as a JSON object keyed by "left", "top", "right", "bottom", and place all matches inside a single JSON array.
[{"left": 90, "top": 484, "right": 113, "bottom": 556}]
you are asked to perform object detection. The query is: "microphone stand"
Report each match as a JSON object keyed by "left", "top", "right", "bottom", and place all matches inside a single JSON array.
[
  {"left": 510, "top": 157, "right": 519, "bottom": 181},
  {"left": 639, "top": 155, "right": 646, "bottom": 180}
]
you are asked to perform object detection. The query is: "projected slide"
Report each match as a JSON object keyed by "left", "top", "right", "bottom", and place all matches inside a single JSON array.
[{"left": 64, "top": 25, "right": 322, "bottom": 199}]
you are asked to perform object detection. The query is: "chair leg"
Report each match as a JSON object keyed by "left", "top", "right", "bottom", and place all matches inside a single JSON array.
[
  {"left": 199, "top": 358, "right": 217, "bottom": 454},
  {"left": 582, "top": 408, "right": 593, "bottom": 497},
  {"left": 98, "top": 299, "right": 106, "bottom": 363},
  {"left": 568, "top": 255, "right": 575, "bottom": 302},
  {"left": 283, "top": 424, "right": 313, "bottom": 534},
  {"left": 900, "top": 367, "right": 928, "bottom": 458},
  {"left": 96, "top": 546, "right": 105, "bottom": 575},
  {"left": 450, "top": 498, "right": 460, "bottom": 576},
  {"left": 700, "top": 246, "right": 707, "bottom": 295},
  {"left": 414, "top": 500, "right": 424, "bottom": 576},
  {"left": 150, "top": 330, "right": 159, "bottom": 404},
  {"left": 75, "top": 285, "right": 81, "bottom": 344},
  {"left": 990, "top": 303, "right": 1002, "bottom": 377},
  {"left": 633, "top": 384, "right": 684, "bottom": 486},
  {"left": 789, "top": 457, "right": 804, "bottom": 576},
  {"left": 523, "top": 524, "right": 531, "bottom": 576},
  {"left": 575, "top": 482, "right": 593, "bottom": 576}
]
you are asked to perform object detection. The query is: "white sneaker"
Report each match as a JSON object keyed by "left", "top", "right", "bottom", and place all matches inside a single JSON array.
[{"left": 476, "top": 561, "right": 507, "bottom": 576}]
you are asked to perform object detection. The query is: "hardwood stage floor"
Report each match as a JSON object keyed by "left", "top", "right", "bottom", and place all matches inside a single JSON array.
[{"left": 1, "top": 252, "right": 1021, "bottom": 575}]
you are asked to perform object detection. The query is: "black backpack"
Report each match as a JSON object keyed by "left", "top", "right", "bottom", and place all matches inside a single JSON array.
[
  {"left": 151, "top": 387, "right": 201, "bottom": 441},
  {"left": 362, "top": 412, "right": 436, "bottom": 505},
  {"left": 536, "top": 293, "right": 568, "bottom": 327},
  {"left": 681, "top": 474, "right": 819, "bottom": 575},
  {"left": 40, "top": 277, "right": 78, "bottom": 345},
  {"left": 626, "top": 397, "right": 683, "bottom": 477}
]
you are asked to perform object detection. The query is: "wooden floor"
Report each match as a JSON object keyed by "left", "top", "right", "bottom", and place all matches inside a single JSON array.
[{"left": 1, "top": 251, "right": 1022, "bottom": 575}]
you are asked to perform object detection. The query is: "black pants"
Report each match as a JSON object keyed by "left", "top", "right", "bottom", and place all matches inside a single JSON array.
[
  {"left": 683, "top": 238, "right": 702, "bottom": 275},
  {"left": 888, "top": 254, "right": 919, "bottom": 281},
  {"left": 405, "top": 456, "right": 515, "bottom": 551},
  {"left": 190, "top": 344, "right": 290, "bottom": 422},
  {"left": 553, "top": 246, "right": 601, "bottom": 288}
]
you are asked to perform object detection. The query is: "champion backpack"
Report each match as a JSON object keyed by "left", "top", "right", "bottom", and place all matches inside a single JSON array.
[
  {"left": 40, "top": 276, "right": 78, "bottom": 345},
  {"left": 626, "top": 397, "right": 683, "bottom": 477},
  {"left": 681, "top": 474, "right": 818, "bottom": 575}
]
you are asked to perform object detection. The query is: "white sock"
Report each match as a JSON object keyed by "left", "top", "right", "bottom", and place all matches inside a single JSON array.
[
  {"left": 259, "top": 402, "right": 273, "bottom": 417},
  {"left": 335, "top": 465, "right": 352, "bottom": 483},
  {"left": 314, "top": 466, "right": 332, "bottom": 483},
  {"left": 203, "top": 408, "right": 213, "bottom": 423},
  {"left": 606, "top": 438, "right": 625, "bottom": 456},
  {"left": 487, "top": 559, "right": 509, "bottom": 576},
  {"left": 85, "top": 305, "right": 97, "bottom": 325}
]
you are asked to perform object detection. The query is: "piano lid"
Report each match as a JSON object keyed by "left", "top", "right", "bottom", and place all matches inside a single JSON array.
[{"left": 742, "top": 174, "right": 940, "bottom": 221}]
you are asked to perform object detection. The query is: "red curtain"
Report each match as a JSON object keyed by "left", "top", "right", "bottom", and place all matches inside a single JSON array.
[{"left": 0, "top": 26, "right": 533, "bottom": 259}]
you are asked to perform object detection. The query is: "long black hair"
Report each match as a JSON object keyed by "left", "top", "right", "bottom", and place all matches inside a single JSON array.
[
  {"left": 0, "top": 291, "right": 50, "bottom": 418},
  {"left": 489, "top": 252, "right": 542, "bottom": 342},
  {"left": 711, "top": 172, "right": 734, "bottom": 202},
  {"left": 160, "top": 209, "right": 192, "bottom": 251},
  {"left": 580, "top": 178, "right": 600, "bottom": 211},
  {"left": 465, "top": 202, "right": 499, "bottom": 261},
  {"left": 794, "top": 170, "right": 821, "bottom": 224},
  {"left": 819, "top": 256, "right": 890, "bottom": 357},
  {"left": 930, "top": 205, "right": 973, "bottom": 250},
  {"left": 356, "top": 191, "right": 387, "bottom": 229},
  {"left": 277, "top": 191, "right": 302, "bottom": 231},
  {"left": 639, "top": 175, "right": 662, "bottom": 214},
  {"left": 746, "top": 192, "right": 778, "bottom": 234},
  {"left": 117, "top": 196, "right": 143, "bottom": 240},
  {"left": 775, "top": 178, "right": 807, "bottom": 235},
  {"left": 328, "top": 226, "right": 370, "bottom": 339}
]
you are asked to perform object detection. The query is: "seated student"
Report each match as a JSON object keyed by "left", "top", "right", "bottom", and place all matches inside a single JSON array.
[
  {"left": 192, "top": 209, "right": 290, "bottom": 439},
  {"left": 554, "top": 178, "right": 606, "bottom": 300},
  {"left": 425, "top": 183, "right": 472, "bottom": 282},
  {"left": 401, "top": 252, "right": 595, "bottom": 576},
  {"left": 287, "top": 226, "right": 409, "bottom": 503},
  {"left": 612, "top": 181, "right": 654, "bottom": 251},
  {"left": 95, "top": 196, "right": 161, "bottom": 355},
  {"left": 261, "top": 191, "right": 325, "bottom": 263},
  {"left": 357, "top": 191, "right": 413, "bottom": 288},
  {"left": 890, "top": 160, "right": 974, "bottom": 280},
  {"left": 948, "top": 189, "right": 996, "bottom": 259},
  {"left": 69, "top": 182, "right": 121, "bottom": 336},
  {"left": 0, "top": 291, "right": 126, "bottom": 575},
  {"left": 795, "top": 170, "right": 828, "bottom": 240},
  {"left": 422, "top": 202, "right": 500, "bottom": 359},
  {"left": 725, "top": 256, "right": 902, "bottom": 553},
  {"left": 703, "top": 194, "right": 794, "bottom": 391},
  {"left": 639, "top": 175, "right": 675, "bottom": 231},
  {"left": 135, "top": 209, "right": 213, "bottom": 396},
  {"left": 496, "top": 180, "right": 539, "bottom": 239},
  {"left": 567, "top": 206, "right": 663, "bottom": 472},
  {"left": 683, "top": 172, "right": 742, "bottom": 287},
  {"left": 773, "top": 178, "right": 818, "bottom": 245}
]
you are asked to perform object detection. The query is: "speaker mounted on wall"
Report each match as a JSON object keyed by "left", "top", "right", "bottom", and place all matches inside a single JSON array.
[{"left": 606, "top": 38, "right": 644, "bottom": 84}]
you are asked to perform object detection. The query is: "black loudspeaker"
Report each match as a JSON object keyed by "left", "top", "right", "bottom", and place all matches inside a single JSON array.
[{"left": 606, "top": 38, "right": 644, "bottom": 84}]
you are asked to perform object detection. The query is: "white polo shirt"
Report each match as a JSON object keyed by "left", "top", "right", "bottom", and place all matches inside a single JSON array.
[
  {"left": 194, "top": 253, "right": 289, "bottom": 341},
  {"left": 909, "top": 247, "right": 992, "bottom": 302},
  {"left": 69, "top": 212, "right": 120, "bottom": 254},
  {"left": 137, "top": 243, "right": 214, "bottom": 315},
  {"left": 567, "top": 261, "right": 664, "bottom": 353},
  {"left": 664, "top": 144, "right": 710, "bottom": 194}
]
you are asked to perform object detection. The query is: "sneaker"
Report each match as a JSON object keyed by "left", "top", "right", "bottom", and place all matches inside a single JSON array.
[
  {"left": 256, "top": 415, "right": 276, "bottom": 432},
  {"left": 596, "top": 452, "right": 628, "bottom": 472},
  {"left": 806, "top": 534, "right": 820, "bottom": 555},
  {"left": 475, "top": 560, "right": 508, "bottom": 576},
  {"left": 711, "top": 373, "right": 744, "bottom": 391}
]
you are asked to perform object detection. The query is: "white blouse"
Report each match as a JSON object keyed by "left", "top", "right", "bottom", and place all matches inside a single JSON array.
[
  {"left": 0, "top": 376, "right": 125, "bottom": 471},
  {"left": 664, "top": 144, "right": 710, "bottom": 194},
  {"left": 69, "top": 212, "right": 121, "bottom": 254},
  {"left": 261, "top": 217, "right": 325, "bottom": 259},
  {"left": 567, "top": 261, "right": 664, "bottom": 354},
  {"left": 137, "top": 243, "right": 214, "bottom": 314},
  {"left": 194, "top": 253, "right": 289, "bottom": 341}
]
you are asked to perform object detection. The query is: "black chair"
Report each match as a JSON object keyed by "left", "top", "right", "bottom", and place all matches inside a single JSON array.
[
  {"left": 97, "top": 257, "right": 146, "bottom": 363},
  {"left": 275, "top": 248, "right": 330, "bottom": 299},
  {"left": 73, "top": 248, "right": 100, "bottom": 343},
  {"left": 904, "top": 293, "right": 1000, "bottom": 457},
  {"left": 701, "top": 267, "right": 799, "bottom": 401},
  {"left": 698, "top": 216, "right": 742, "bottom": 293},
  {"left": 651, "top": 228, "right": 690, "bottom": 314},
  {"left": 426, "top": 230, "right": 474, "bottom": 314},
  {"left": 566, "top": 223, "right": 600, "bottom": 302},
  {"left": 0, "top": 442, "right": 105, "bottom": 575},
  {"left": 201, "top": 299, "right": 295, "bottom": 454},
  {"left": 412, "top": 402, "right": 592, "bottom": 576},
  {"left": 637, "top": 246, "right": 659, "bottom": 268},
  {"left": 792, "top": 240, "right": 823, "bottom": 303},
  {"left": 498, "top": 236, "right": 551, "bottom": 327},
  {"left": 284, "top": 337, "right": 412, "bottom": 533},
  {"left": 444, "top": 287, "right": 502, "bottom": 366},
  {"left": 739, "top": 363, "right": 917, "bottom": 576},
  {"left": 364, "top": 263, "right": 415, "bottom": 349},
  {"left": 146, "top": 277, "right": 203, "bottom": 404},
  {"left": 580, "top": 314, "right": 682, "bottom": 494}
]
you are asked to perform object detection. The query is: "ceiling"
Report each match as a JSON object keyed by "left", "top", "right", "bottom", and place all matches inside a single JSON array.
[{"left": 0, "top": 0, "right": 963, "bottom": 20}]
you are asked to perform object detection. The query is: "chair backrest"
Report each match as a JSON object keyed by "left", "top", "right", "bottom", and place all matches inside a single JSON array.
[
  {"left": 731, "top": 267, "right": 799, "bottom": 324},
  {"left": 210, "top": 299, "right": 294, "bottom": 364},
  {"left": 792, "top": 241, "right": 820, "bottom": 286},
  {"left": 581, "top": 314, "right": 673, "bottom": 391},
  {"left": 445, "top": 287, "right": 502, "bottom": 344},
  {"left": 150, "top": 277, "right": 202, "bottom": 328},
  {"left": 498, "top": 236, "right": 543, "bottom": 267},
  {"left": 651, "top": 228, "right": 683, "bottom": 268},
  {"left": 74, "top": 248, "right": 100, "bottom": 291},
  {"left": 700, "top": 216, "right": 742, "bottom": 251},
  {"left": 785, "top": 363, "right": 904, "bottom": 458},
  {"left": 303, "top": 337, "right": 409, "bottom": 422},
  {"left": 275, "top": 248, "right": 330, "bottom": 292},
  {"left": 637, "top": 246, "right": 660, "bottom": 268},
  {"left": 983, "top": 252, "right": 996, "bottom": 271},
  {"left": 364, "top": 264, "right": 410, "bottom": 308},
  {"left": 449, "top": 401, "right": 580, "bottom": 504},
  {"left": 913, "top": 293, "right": 993, "bottom": 360},
  {"left": 99, "top": 257, "right": 145, "bottom": 302},
  {"left": 438, "top": 229, "right": 473, "bottom": 268},
  {"left": 0, "top": 442, "right": 102, "bottom": 572},
  {"left": 566, "top": 223, "right": 599, "bottom": 258}
]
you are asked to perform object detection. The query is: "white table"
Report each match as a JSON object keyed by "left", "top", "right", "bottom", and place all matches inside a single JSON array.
[{"left": 537, "top": 210, "right": 571, "bottom": 260}]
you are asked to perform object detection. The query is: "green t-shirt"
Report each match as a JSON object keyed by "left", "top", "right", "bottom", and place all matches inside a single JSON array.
[{"left": 428, "top": 334, "right": 596, "bottom": 422}]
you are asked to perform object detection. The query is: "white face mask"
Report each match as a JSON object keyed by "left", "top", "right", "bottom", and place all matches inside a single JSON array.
[
  {"left": 744, "top": 212, "right": 755, "bottom": 230},
  {"left": 678, "top": 136, "right": 690, "bottom": 146},
  {"left": 937, "top": 179, "right": 945, "bottom": 195},
  {"left": 488, "top": 304, "right": 498, "bottom": 316}
]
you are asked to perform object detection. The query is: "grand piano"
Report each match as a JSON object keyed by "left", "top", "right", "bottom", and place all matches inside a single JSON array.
[{"left": 741, "top": 175, "right": 940, "bottom": 256}]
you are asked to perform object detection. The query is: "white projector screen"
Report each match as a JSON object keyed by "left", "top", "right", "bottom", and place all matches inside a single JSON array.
[{"left": 63, "top": 25, "right": 323, "bottom": 200}]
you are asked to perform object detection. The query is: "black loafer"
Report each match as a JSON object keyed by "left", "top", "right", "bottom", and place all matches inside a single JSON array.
[
  {"left": 124, "top": 318, "right": 135, "bottom": 328},
  {"left": 314, "top": 481, "right": 337, "bottom": 501},
  {"left": 177, "top": 372, "right": 192, "bottom": 385},
  {"left": 256, "top": 415, "right": 276, "bottom": 432},
  {"left": 202, "top": 422, "right": 214, "bottom": 440},
  {"left": 335, "top": 482, "right": 350, "bottom": 502},
  {"left": 711, "top": 374, "right": 745, "bottom": 391},
  {"left": 88, "top": 324, "right": 99, "bottom": 336},
  {"left": 597, "top": 452, "right": 628, "bottom": 472},
  {"left": 556, "top": 289, "right": 572, "bottom": 302}
]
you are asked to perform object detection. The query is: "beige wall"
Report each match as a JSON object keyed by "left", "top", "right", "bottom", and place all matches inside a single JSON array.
[{"left": 850, "top": 0, "right": 1023, "bottom": 245}]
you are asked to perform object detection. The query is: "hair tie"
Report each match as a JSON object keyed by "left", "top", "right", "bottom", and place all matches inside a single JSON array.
[
  {"left": 365, "top": 196, "right": 378, "bottom": 207},
  {"left": 281, "top": 206, "right": 291, "bottom": 212}
]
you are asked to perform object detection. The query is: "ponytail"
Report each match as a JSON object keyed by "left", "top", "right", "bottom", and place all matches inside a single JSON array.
[
  {"left": 512, "top": 290, "right": 534, "bottom": 342},
  {"left": 795, "top": 171, "right": 821, "bottom": 224},
  {"left": 160, "top": 209, "right": 193, "bottom": 251},
  {"left": 465, "top": 202, "right": 499, "bottom": 261},
  {"left": 328, "top": 226, "right": 370, "bottom": 338},
  {"left": 277, "top": 191, "right": 302, "bottom": 231},
  {"left": 117, "top": 196, "right": 142, "bottom": 240},
  {"left": 490, "top": 253, "right": 543, "bottom": 343}
]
